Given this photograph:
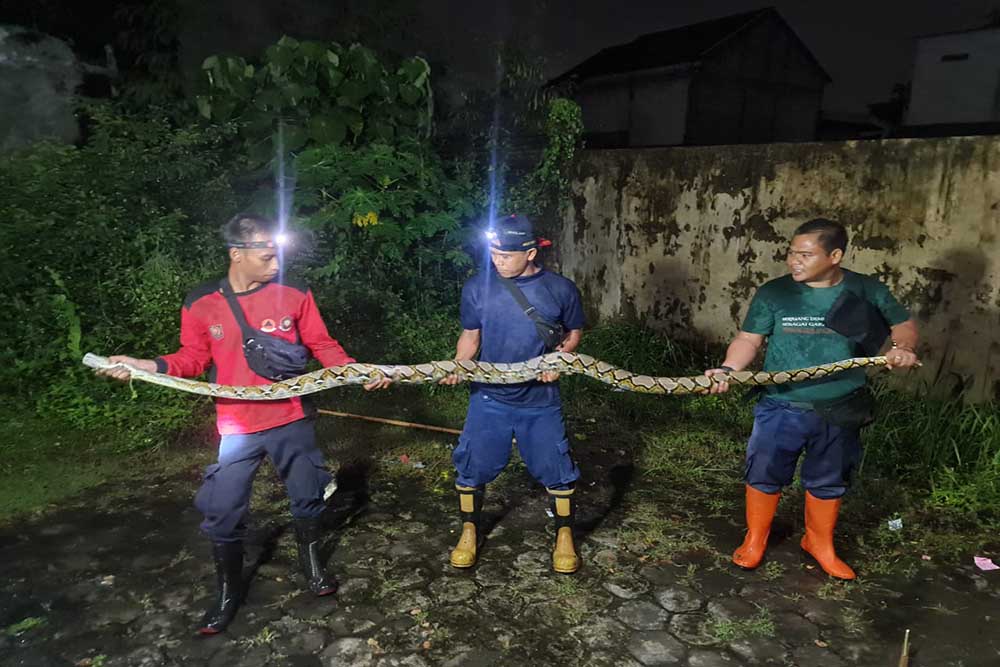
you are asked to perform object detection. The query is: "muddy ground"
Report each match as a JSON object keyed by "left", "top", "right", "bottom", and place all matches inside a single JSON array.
[{"left": 3, "top": 387, "right": 999, "bottom": 667}]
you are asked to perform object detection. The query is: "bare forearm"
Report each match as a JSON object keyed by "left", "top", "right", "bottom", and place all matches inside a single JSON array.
[
  {"left": 454, "top": 330, "right": 481, "bottom": 361},
  {"left": 721, "top": 335, "right": 762, "bottom": 371},
  {"left": 890, "top": 319, "right": 919, "bottom": 351},
  {"left": 558, "top": 329, "right": 582, "bottom": 353}
]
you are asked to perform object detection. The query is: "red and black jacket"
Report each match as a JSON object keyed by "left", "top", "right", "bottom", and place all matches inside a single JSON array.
[{"left": 156, "top": 277, "right": 354, "bottom": 435}]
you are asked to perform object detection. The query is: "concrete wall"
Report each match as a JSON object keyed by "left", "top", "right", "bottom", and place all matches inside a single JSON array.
[
  {"left": 559, "top": 137, "right": 1000, "bottom": 399},
  {"left": 907, "top": 28, "right": 1000, "bottom": 126}
]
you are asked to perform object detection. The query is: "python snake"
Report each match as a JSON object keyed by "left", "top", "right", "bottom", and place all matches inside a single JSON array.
[{"left": 82, "top": 352, "right": 891, "bottom": 401}]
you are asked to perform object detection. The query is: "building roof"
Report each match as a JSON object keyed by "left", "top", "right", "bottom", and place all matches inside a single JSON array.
[
  {"left": 916, "top": 22, "right": 1000, "bottom": 39},
  {"left": 548, "top": 7, "right": 830, "bottom": 86}
]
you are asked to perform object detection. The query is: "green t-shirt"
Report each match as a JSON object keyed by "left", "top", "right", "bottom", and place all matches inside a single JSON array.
[{"left": 741, "top": 270, "right": 911, "bottom": 404}]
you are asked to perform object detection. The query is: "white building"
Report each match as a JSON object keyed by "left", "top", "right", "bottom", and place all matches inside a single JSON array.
[{"left": 906, "top": 25, "right": 1000, "bottom": 128}]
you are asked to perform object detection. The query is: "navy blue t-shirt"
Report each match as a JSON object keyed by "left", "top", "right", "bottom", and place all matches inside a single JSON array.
[{"left": 460, "top": 267, "right": 586, "bottom": 407}]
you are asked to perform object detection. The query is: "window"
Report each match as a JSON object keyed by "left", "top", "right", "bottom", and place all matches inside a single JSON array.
[{"left": 941, "top": 53, "right": 970, "bottom": 62}]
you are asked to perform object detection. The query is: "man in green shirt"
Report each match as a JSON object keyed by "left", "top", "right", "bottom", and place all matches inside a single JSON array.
[{"left": 706, "top": 218, "right": 919, "bottom": 579}]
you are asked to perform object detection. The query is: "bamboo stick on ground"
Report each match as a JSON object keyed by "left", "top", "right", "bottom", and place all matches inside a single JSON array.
[
  {"left": 897, "top": 628, "right": 910, "bottom": 667},
  {"left": 317, "top": 409, "right": 462, "bottom": 435}
]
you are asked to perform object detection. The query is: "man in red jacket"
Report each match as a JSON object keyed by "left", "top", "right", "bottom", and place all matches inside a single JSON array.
[{"left": 98, "top": 214, "right": 389, "bottom": 635}]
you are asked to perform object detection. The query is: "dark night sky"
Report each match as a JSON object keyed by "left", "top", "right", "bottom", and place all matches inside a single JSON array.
[
  {"left": 3, "top": 1, "right": 995, "bottom": 113},
  {"left": 410, "top": 0, "right": 997, "bottom": 113}
]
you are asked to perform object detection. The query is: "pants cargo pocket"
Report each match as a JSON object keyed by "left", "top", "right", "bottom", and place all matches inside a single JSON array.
[
  {"left": 305, "top": 449, "right": 334, "bottom": 499},
  {"left": 549, "top": 439, "right": 579, "bottom": 489},
  {"left": 452, "top": 434, "right": 474, "bottom": 478},
  {"left": 194, "top": 463, "right": 222, "bottom": 516}
]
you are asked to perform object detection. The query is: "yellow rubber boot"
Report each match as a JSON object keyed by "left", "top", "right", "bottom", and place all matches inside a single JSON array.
[
  {"left": 449, "top": 486, "right": 483, "bottom": 569},
  {"left": 801, "top": 492, "right": 856, "bottom": 580},
  {"left": 549, "top": 488, "right": 580, "bottom": 574},
  {"left": 732, "top": 485, "right": 781, "bottom": 569}
]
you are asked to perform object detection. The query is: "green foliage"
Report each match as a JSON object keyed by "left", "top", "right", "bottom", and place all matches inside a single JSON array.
[
  {"left": 704, "top": 607, "right": 776, "bottom": 642},
  {"left": 0, "top": 103, "right": 237, "bottom": 435},
  {"left": 292, "top": 140, "right": 480, "bottom": 319},
  {"left": 384, "top": 310, "right": 461, "bottom": 363},
  {"left": 862, "top": 381, "right": 1000, "bottom": 519},
  {"left": 507, "top": 98, "right": 585, "bottom": 220},
  {"left": 5, "top": 617, "right": 45, "bottom": 637},
  {"left": 578, "top": 321, "right": 702, "bottom": 375},
  {"left": 196, "top": 36, "right": 433, "bottom": 165}
]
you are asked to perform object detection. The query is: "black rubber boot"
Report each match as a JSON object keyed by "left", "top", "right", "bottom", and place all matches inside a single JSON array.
[
  {"left": 294, "top": 517, "right": 337, "bottom": 596},
  {"left": 197, "top": 541, "right": 244, "bottom": 635}
]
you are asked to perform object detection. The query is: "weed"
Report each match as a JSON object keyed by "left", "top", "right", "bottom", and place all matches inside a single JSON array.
[
  {"left": 679, "top": 563, "right": 699, "bottom": 589},
  {"left": 841, "top": 606, "right": 867, "bottom": 635},
  {"left": 618, "top": 497, "right": 715, "bottom": 562},
  {"left": 817, "top": 580, "right": 856, "bottom": 601},
  {"left": 761, "top": 561, "right": 785, "bottom": 581},
  {"left": 5, "top": 617, "right": 45, "bottom": 636},
  {"left": 704, "top": 606, "right": 775, "bottom": 642},
  {"left": 922, "top": 602, "right": 960, "bottom": 616},
  {"left": 239, "top": 626, "right": 278, "bottom": 648}
]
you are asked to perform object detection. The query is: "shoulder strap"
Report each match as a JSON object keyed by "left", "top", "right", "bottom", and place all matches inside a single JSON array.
[
  {"left": 219, "top": 278, "right": 257, "bottom": 339},
  {"left": 498, "top": 276, "right": 544, "bottom": 322},
  {"left": 840, "top": 269, "right": 868, "bottom": 300}
]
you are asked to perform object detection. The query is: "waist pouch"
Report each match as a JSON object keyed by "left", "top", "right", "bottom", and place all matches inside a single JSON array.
[
  {"left": 824, "top": 287, "right": 891, "bottom": 357},
  {"left": 533, "top": 319, "right": 567, "bottom": 351},
  {"left": 242, "top": 333, "right": 310, "bottom": 381},
  {"left": 811, "top": 386, "right": 876, "bottom": 429},
  {"left": 221, "top": 279, "right": 310, "bottom": 381}
]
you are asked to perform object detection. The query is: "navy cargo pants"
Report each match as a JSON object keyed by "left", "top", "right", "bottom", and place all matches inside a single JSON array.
[
  {"left": 194, "top": 418, "right": 333, "bottom": 542},
  {"left": 745, "top": 397, "right": 862, "bottom": 500},
  {"left": 452, "top": 392, "right": 580, "bottom": 490}
]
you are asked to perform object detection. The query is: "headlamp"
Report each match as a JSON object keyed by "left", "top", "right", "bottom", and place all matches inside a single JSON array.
[{"left": 229, "top": 233, "right": 290, "bottom": 250}]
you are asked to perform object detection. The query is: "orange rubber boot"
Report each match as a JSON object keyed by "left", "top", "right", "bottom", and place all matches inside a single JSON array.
[
  {"left": 800, "top": 492, "right": 856, "bottom": 580},
  {"left": 732, "top": 485, "right": 781, "bottom": 569}
]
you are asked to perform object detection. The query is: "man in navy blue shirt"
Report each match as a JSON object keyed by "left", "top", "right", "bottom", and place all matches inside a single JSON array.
[{"left": 440, "top": 214, "right": 586, "bottom": 573}]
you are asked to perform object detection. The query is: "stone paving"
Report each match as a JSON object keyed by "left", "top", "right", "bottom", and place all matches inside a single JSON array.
[{"left": 2, "top": 420, "right": 1000, "bottom": 666}]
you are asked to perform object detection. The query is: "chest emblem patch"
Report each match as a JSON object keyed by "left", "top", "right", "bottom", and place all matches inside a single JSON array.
[
  {"left": 279, "top": 316, "right": 294, "bottom": 332},
  {"left": 260, "top": 318, "right": 277, "bottom": 333},
  {"left": 209, "top": 324, "right": 224, "bottom": 340}
]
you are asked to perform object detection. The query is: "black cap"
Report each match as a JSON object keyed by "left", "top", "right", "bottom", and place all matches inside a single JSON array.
[{"left": 487, "top": 214, "right": 551, "bottom": 251}]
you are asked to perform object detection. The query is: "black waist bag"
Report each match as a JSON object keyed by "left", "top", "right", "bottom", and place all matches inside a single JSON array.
[
  {"left": 823, "top": 273, "right": 891, "bottom": 358},
  {"left": 812, "top": 386, "right": 876, "bottom": 430},
  {"left": 221, "top": 280, "right": 310, "bottom": 381}
]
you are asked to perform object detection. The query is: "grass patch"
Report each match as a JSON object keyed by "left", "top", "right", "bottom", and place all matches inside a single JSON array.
[
  {"left": 617, "top": 496, "right": 716, "bottom": 562},
  {"left": 760, "top": 561, "right": 786, "bottom": 581},
  {"left": 840, "top": 606, "right": 867, "bottom": 635},
  {"left": 0, "top": 403, "right": 210, "bottom": 523},
  {"left": 238, "top": 626, "right": 278, "bottom": 648},
  {"left": 863, "top": 380, "right": 1000, "bottom": 521},
  {"left": 5, "top": 616, "right": 46, "bottom": 636},
  {"left": 816, "top": 580, "right": 857, "bottom": 602},
  {"left": 637, "top": 427, "right": 744, "bottom": 488},
  {"left": 704, "top": 606, "right": 775, "bottom": 642},
  {"left": 375, "top": 438, "right": 455, "bottom": 496}
]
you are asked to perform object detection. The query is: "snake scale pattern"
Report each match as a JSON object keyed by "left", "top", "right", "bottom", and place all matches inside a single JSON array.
[{"left": 82, "top": 352, "right": 890, "bottom": 401}]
